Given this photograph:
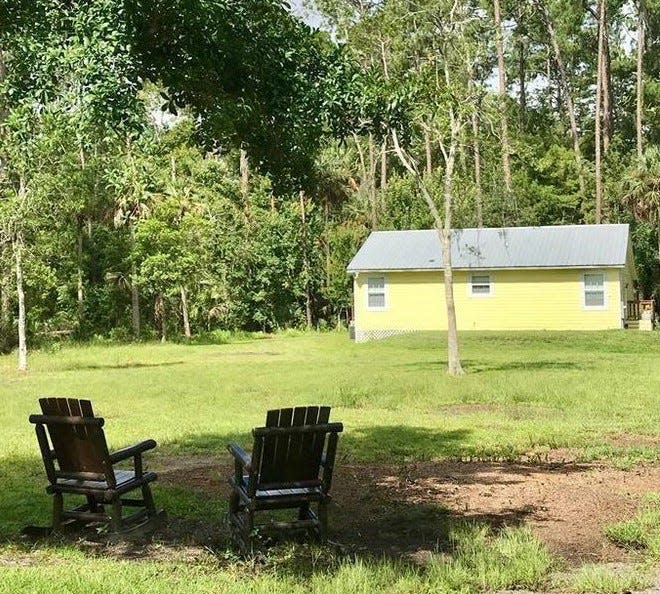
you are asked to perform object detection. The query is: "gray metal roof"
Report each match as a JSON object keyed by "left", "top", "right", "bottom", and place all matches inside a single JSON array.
[{"left": 347, "top": 224, "right": 630, "bottom": 272}]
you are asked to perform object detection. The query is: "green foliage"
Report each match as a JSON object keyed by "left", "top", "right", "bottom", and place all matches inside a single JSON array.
[
  {"left": 605, "top": 493, "right": 660, "bottom": 560},
  {"left": 427, "top": 524, "right": 554, "bottom": 592},
  {"left": 563, "top": 563, "right": 652, "bottom": 594}
]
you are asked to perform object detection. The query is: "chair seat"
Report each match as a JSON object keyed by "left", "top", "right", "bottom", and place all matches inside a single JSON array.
[
  {"left": 239, "top": 476, "right": 325, "bottom": 500},
  {"left": 48, "top": 470, "right": 157, "bottom": 495}
]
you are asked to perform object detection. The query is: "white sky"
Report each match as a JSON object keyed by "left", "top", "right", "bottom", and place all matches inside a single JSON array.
[{"left": 289, "top": 0, "right": 324, "bottom": 28}]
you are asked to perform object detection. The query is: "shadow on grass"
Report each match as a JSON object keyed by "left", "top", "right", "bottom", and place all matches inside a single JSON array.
[
  {"left": 398, "top": 359, "right": 588, "bottom": 373},
  {"left": 0, "top": 423, "right": 597, "bottom": 562},
  {"left": 61, "top": 361, "right": 185, "bottom": 371}
]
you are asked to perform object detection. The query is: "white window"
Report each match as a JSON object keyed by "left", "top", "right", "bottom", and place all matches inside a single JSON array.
[
  {"left": 470, "top": 274, "right": 492, "bottom": 296},
  {"left": 584, "top": 273, "right": 606, "bottom": 308},
  {"left": 366, "top": 276, "right": 386, "bottom": 310}
]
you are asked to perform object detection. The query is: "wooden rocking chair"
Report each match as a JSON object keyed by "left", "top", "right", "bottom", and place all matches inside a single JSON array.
[
  {"left": 227, "top": 406, "right": 343, "bottom": 552},
  {"left": 29, "top": 397, "right": 162, "bottom": 534}
]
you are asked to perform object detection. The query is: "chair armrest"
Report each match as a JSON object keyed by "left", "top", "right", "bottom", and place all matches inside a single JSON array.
[
  {"left": 29, "top": 414, "right": 105, "bottom": 427},
  {"left": 109, "top": 439, "right": 157, "bottom": 464},
  {"left": 227, "top": 443, "right": 252, "bottom": 472}
]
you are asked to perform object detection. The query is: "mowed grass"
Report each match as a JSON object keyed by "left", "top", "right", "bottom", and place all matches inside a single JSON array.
[{"left": 0, "top": 330, "right": 659, "bottom": 593}]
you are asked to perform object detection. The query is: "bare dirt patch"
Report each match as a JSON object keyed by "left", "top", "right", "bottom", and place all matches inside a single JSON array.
[{"left": 155, "top": 454, "right": 660, "bottom": 565}]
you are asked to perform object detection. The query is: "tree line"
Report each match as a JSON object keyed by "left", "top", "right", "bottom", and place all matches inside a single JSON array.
[{"left": 0, "top": 0, "right": 658, "bottom": 372}]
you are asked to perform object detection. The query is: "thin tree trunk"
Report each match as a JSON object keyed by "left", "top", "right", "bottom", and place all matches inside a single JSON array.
[
  {"left": 15, "top": 231, "right": 27, "bottom": 372},
  {"left": 368, "top": 132, "right": 377, "bottom": 228},
  {"left": 380, "top": 138, "right": 387, "bottom": 191},
  {"left": 76, "top": 221, "right": 84, "bottom": 326},
  {"left": 472, "top": 105, "right": 484, "bottom": 227},
  {"left": 493, "top": 0, "right": 513, "bottom": 200},
  {"left": 602, "top": 14, "right": 612, "bottom": 151},
  {"left": 424, "top": 128, "right": 433, "bottom": 176},
  {"left": 595, "top": 0, "right": 606, "bottom": 224},
  {"left": 518, "top": 37, "right": 526, "bottom": 126},
  {"left": 440, "top": 113, "right": 464, "bottom": 377},
  {"left": 0, "top": 259, "right": 9, "bottom": 331},
  {"left": 300, "top": 191, "right": 312, "bottom": 329},
  {"left": 130, "top": 223, "right": 140, "bottom": 338},
  {"left": 391, "top": 125, "right": 464, "bottom": 376},
  {"left": 323, "top": 198, "right": 331, "bottom": 289},
  {"left": 180, "top": 285, "right": 191, "bottom": 339},
  {"left": 636, "top": 0, "right": 646, "bottom": 160},
  {"left": 239, "top": 147, "right": 249, "bottom": 202},
  {"left": 157, "top": 293, "right": 166, "bottom": 342},
  {"left": 537, "top": 0, "right": 586, "bottom": 197}
]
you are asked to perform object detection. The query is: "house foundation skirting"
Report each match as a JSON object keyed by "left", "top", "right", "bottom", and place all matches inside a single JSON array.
[{"left": 354, "top": 328, "right": 414, "bottom": 343}]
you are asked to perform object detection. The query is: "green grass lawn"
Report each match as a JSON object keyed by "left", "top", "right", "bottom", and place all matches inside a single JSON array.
[{"left": 1, "top": 330, "right": 659, "bottom": 593}]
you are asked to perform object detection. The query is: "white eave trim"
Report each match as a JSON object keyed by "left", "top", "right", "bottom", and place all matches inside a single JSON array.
[{"left": 347, "top": 265, "right": 625, "bottom": 273}]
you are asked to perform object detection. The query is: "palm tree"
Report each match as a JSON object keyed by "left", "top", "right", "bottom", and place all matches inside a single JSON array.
[{"left": 622, "top": 147, "right": 660, "bottom": 262}]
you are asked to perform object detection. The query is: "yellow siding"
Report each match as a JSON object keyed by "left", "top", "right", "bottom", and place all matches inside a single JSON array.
[{"left": 354, "top": 268, "right": 624, "bottom": 334}]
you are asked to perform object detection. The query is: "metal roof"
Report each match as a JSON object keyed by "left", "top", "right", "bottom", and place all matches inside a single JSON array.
[{"left": 347, "top": 224, "right": 630, "bottom": 272}]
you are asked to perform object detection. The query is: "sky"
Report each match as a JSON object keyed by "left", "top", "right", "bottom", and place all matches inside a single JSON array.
[{"left": 289, "top": 0, "right": 324, "bottom": 28}]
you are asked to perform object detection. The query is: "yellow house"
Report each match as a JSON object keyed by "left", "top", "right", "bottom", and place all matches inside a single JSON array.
[{"left": 347, "top": 224, "right": 637, "bottom": 342}]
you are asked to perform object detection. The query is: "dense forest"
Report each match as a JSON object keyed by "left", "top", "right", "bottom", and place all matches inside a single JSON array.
[{"left": 0, "top": 0, "right": 658, "bottom": 368}]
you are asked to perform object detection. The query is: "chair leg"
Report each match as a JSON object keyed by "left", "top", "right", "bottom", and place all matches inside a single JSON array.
[
  {"left": 244, "top": 508, "right": 254, "bottom": 554},
  {"left": 141, "top": 483, "right": 157, "bottom": 517},
  {"left": 110, "top": 498, "right": 123, "bottom": 533},
  {"left": 298, "top": 502, "right": 310, "bottom": 520},
  {"left": 317, "top": 501, "right": 328, "bottom": 543},
  {"left": 86, "top": 495, "right": 100, "bottom": 514},
  {"left": 52, "top": 492, "right": 64, "bottom": 531}
]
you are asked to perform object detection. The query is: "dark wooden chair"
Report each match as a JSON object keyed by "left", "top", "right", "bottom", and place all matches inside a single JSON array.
[
  {"left": 227, "top": 406, "right": 343, "bottom": 552},
  {"left": 29, "top": 397, "right": 162, "bottom": 533}
]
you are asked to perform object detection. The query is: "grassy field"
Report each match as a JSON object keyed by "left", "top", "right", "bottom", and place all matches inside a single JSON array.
[{"left": 1, "top": 330, "right": 659, "bottom": 592}]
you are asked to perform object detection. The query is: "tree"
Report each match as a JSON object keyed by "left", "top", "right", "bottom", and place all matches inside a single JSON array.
[
  {"left": 492, "top": 0, "right": 513, "bottom": 209},
  {"left": 622, "top": 147, "right": 660, "bottom": 270},
  {"left": 356, "top": 0, "right": 486, "bottom": 376},
  {"left": 636, "top": 0, "right": 646, "bottom": 160}
]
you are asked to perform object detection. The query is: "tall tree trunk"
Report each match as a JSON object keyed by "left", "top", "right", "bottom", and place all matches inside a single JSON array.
[
  {"left": 493, "top": 0, "right": 513, "bottom": 202},
  {"left": 518, "top": 38, "right": 526, "bottom": 126},
  {"left": 239, "top": 147, "right": 249, "bottom": 202},
  {"left": 300, "top": 191, "right": 312, "bottom": 329},
  {"left": 380, "top": 138, "right": 388, "bottom": 191},
  {"left": 391, "top": 122, "right": 464, "bottom": 376},
  {"left": 636, "top": 0, "right": 646, "bottom": 160},
  {"left": 595, "top": 0, "right": 606, "bottom": 223},
  {"left": 0, "top": 256, "right": 9, "bottom": 332},
  {"left": 76, "top": 220, "right": 84, "bottom": 326},
  {"left": 156, "top": 293, "right": 166, "bottom": 342},
  {"left": 602, "top": 14, "right": 612, "bottom": 151},
  {"left": 368, "top": 132, "right": 377, "bottom": 228},
  {"left": 424, "top": 127, "right": 433, "bottom": 176},
  {"left": 15, "top": 231, "right": 27, "bottom": 372},
  {"left": 472, "top": 105, "right": 484, "bottom": 227},
  {"left": 323, "top": 198, "right": 331, "bottom": 289},
  {"left": 180, "top": 285, "right": 191, "bottom": 339},
  {"left": 440, "top": 112, "right": 464, "bottom": 376},
  {"left": 130, "top": 223, "right": 140, "bottom": 338},
  {"left": 537, "top": 0, "right": 586, "bottom": 198}
]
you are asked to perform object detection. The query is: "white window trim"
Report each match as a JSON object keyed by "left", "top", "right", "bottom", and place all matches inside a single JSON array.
[
  {"left": 582, "top": 271, "right": 607, "bottom": 310},
  {"left": 468, "top": 273, "right": 494, "bottom": 298},
  {"left": 365, "top": 275, "right": 388, "bottom": 311}
]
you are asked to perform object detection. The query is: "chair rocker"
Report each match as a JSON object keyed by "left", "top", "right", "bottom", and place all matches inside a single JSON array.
[
  {"left": 29, "top": 397, "right": 162, "bottom": 534},
  {"left": 228, "top": 406, "right": 343, "bottom": 552}
]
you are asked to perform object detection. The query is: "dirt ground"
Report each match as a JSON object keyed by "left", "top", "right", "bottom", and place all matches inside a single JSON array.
[{"left": 156, "top": 453, "right": 660, "bottom": 566}]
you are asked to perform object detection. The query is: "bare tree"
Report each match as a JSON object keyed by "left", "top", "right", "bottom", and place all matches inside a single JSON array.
[{"left": 636, "top": 0, "right": 646, "bottom": 160}]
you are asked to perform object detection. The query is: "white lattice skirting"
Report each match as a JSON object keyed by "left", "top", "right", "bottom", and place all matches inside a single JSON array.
[{"left": 353, "top": 328, "right": 414, "bottom": 343}]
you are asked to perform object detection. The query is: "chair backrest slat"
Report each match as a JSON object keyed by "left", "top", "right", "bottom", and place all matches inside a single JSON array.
[
  {"left": 37, "top": 398, "right": 113, "bottom": 483},
  {"left": 254, "top": 406, "right": 341, "bottom": 488}
]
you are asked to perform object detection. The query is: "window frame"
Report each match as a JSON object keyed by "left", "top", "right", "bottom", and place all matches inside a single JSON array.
[
  {"left": 582, "top": 271, "right": 607, "bottom": 310},
  {"left": 469, "top": 273, "right": 494, "bottom": 297},
  {"left": 365, "top": 275, "right": 387, "bottom": 311}
]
